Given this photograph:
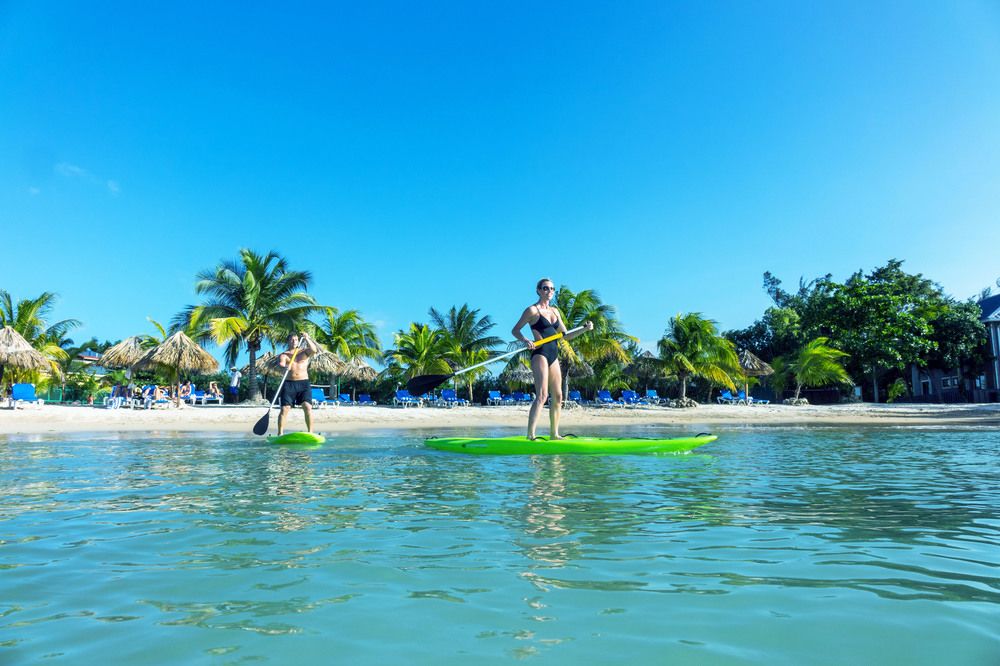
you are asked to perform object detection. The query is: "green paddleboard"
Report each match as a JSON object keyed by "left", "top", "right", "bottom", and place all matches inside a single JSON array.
[
  {"left": 424, "top": 433, "right": 716, "bottom": 455},
  {"left": 267, "top": 432, "right": 326, "bottom": 446}
]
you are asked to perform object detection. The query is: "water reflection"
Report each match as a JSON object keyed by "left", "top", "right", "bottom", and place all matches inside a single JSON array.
[{"left": 1, "top": 427, "right": 998, "bottom": 661}]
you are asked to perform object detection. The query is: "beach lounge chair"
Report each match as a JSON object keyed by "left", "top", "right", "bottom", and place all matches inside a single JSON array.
[
  {"left": 200, "top": 389, "right": 224, "bottom": 406},
  {"left": 12, "top": 383, "right": 44, "bottom": 409},
  {"left": 440, "top": 388, "right": 470, "bottom": 407},
  {"left": 338, "top": 393, "right": 355, "bottom": 406},
  {"left": 734, "top": 390, "right": 749, "bottom": 405},
  {"left": 645, "top": 389, "right": 665, "bottom": 405},
  {"left": 596, "top": 389, "right": 624, "bottom": 407},
  {"left": 103, "top": 385, "right": 126, "bottom": 409},
  {"left": 394, "top": 389, "right": 421, "bottom": 408},
  {"left": 749, "top": 395, "right": 770, "bottom": 405},
  {"left": 621, "top": 389, "right": 649, "bottom": 407},
  {"left": 512, "top": 391, "right": 533, "bottom": 405},
  {"left": 717, "top": 390, "right": 736, "bottom": 405},
  {"left": 311, "top": 388, "right": 334, "bottom": 408},
  {"left": 486, "top": 390, "right": 503, "bottom": 406},
  {"left": 568, "top": 390, "right": 587, "bottom": 406},
  {"left": 501, "top": 393, "right": 515, "bottom": 405},
  {"left": 357, "top": 393, "right": 377, "bottom": 406}
]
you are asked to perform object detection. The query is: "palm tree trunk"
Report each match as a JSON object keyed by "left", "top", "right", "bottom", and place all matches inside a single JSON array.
[
  {"left": 680, "top": 375, "right": 688, "bottom": 400},
  {"left": 248, "top": 346, "right": 260, "bottom": 402},
  {"left": 794, "top": 382, "right": 803, "bottom": 400},
  {"left": 871, "top": 369, "right": 879, "bottom": 403}
]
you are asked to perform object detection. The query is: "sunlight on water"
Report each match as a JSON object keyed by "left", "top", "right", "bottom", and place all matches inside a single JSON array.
[{"left": 1, "top": 427, "right": 998, "bottom": 664}]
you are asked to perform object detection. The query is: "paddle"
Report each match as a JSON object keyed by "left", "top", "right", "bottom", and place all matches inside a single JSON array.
[
  {"left": 252, "top": 338, "right": 306, "bottom": 436},
  {"left": 405, "top": 325, "right": 585, "bottom": 396}
]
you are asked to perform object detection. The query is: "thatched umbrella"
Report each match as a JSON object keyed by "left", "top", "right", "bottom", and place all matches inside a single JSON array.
[
  {"left": 135, "top": 332, "right": 219, "bottom": 406},
  {"left": 335, "top": 357, "right": 378, "bottom": 400},
  {"left": 310, "top": 351, "right": 347, "bottom": 375},
  {"left": 344, "top": 357, "right": 378, "bottom": 382},
  {"left": 500, "top": 359, "right": 534, "bottom": 386},
  {"left": 0, "top": 326, "right": 52, "bottom": 387},
  {"left": 738, "top": 349, "right": 774, "bottom": 398},
  {"left": 98, "top": 336, "right": 151, "bottom": 370}
]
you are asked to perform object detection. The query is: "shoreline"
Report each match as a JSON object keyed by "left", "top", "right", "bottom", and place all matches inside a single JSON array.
[{"left": 2, "top": 402, "right": 999, "bottom": 436}]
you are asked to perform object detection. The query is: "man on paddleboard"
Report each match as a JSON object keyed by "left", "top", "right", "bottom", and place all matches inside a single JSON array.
[{"left": 277, "top": 331, "right": 319, "bottom": 435}]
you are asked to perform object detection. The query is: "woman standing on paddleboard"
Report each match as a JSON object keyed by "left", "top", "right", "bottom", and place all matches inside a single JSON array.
[{"left": 512, "top": 278, "right": 593, "bottom": 440}]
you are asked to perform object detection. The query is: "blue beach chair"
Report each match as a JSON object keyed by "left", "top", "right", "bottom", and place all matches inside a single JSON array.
[
  {"left": 311, "top": 388, "right": 334, "bottom": 408},
  {"left": 596, "top": 389, "right": 624, "bottom": 407},
  {"left": 11, "top": 383, "right": 43, "bottom": 408},
  {"left": 440, "top": 388, "right": 470, "bottom": 407},
  {"left": 394, "top": 389, "right": 421, "bottom": 408},
  {"left": 357, "top": 393, "right": 377, "bottom": 406}
]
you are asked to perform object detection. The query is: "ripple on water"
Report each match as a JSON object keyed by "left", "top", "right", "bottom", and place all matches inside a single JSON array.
[{"left": 0, "top": 428, "right": 998, "bottom": 663}]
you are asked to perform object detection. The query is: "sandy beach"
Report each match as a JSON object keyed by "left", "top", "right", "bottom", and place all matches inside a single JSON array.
[{"left": 3, "top": 401, "right": 999, "bottom": 435}]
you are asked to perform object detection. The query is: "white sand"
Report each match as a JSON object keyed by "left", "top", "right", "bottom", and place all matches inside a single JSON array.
[{"left": 2, "top": 401, "right": 999, "bottom": 435}]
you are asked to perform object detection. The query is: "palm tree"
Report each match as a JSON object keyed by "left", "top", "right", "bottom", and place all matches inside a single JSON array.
[
  {"left": 429, "top": 304, "right": 502, "bottom": 400},
  {"left": 790, "top": 337, "right": 851, "bottom": 400},
  {"left": 552, "top": 285, "right": 634, "bottom": 398},
  {"left": 656, "top": 312, "right": 739, "bottom": 402},
  {"left": 175, "top": 249, "right": 320, "bottom": 402},
  {"left": 0, "top": 290, "right": 79, "bottom": 383},
  {"left": 311, "top": 307, "right": 382, "bottom": 396},
  {"left": 383, "top": 323, "right": 451, "bottom": 383}
]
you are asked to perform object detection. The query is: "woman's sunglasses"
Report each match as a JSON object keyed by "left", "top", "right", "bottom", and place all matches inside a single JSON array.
[{"left": 538, "top": 286, "right": 555, "bottom": 292}]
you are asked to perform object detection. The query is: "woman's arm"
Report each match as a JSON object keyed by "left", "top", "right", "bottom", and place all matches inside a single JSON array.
[
  {"left": 511, "top": 307, "right": 538, "bottom": 349},
  {"left": 563, "top": 320, "right": 594, "bottom": 340}
]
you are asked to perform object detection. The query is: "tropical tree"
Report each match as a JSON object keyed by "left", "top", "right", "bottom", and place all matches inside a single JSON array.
[
  {"left": 311, "top": 307, "right": 382, "bottom": 396},
  {"left": 383, "top": 323, "right": 451, "bottom": 383},
  {"left": 552, "top": 286, "right": 634, "bottom": 397},
  {"left": 429, "top": 304, "right": 502, "bottom": 400},
  {"left": 175, "top": 249, "right": 320, "bottom": 402},
  {"left": 789, "top": 337, "right": 851, "bottom": 400},
  {"left": 656, "top": 312, "right": 739, "bottom": 401},
  {"left": 0, "top": 290, "right": 79, "bottom": 382}
]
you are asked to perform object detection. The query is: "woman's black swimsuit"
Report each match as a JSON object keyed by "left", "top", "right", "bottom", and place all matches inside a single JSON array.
[{"left": 530, "top": 314, "right": 559, "bottom": 365}]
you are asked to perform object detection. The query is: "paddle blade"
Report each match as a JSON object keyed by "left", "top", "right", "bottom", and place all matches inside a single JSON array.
[
  {"left": 406, "top": 374, "right": 452, "bottom": 396},
  {"left": 252, "top": 410, "right": 270, "bottom": 436}
]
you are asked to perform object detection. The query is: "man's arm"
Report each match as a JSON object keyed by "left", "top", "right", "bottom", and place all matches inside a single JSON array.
[{"left": 300, "top": 331, "right": 320, "bottom": 355}]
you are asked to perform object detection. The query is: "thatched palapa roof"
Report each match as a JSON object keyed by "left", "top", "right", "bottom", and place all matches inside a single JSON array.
[
  {"left": 98, "top": 336, "right": 152, "bottom": 369},
  {"left": 0, "top": 326, "right": 51, "bottom": 372},
  {"left": 135, "top": 332, "right": 219, "bottom": 374},
  {"left": 738, "top": 349, "right": 774, "bottom": 377},
  {"left": 344, "top": 357, "right": 378, "bottom": 381}
]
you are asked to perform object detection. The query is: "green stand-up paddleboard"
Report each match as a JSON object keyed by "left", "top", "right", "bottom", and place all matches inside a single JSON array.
[
  {"left": 424, "top": 433, "right": 716, "bottom": 455},
  {"left": 267, "top": 432, "right": 326, "bottom": 447}
]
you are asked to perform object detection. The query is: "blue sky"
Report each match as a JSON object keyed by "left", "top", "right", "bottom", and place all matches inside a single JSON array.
[{"left": 2, "top": 1, "right": 999, "bottom": 359}]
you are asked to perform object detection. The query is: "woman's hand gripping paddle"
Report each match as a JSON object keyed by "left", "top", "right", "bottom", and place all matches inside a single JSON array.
[
  {"left": 405, "top": 325, "right": 585, "bottom": 396},
  {"left": 252, "top": 339, "right": 305, "bottom": 436}
]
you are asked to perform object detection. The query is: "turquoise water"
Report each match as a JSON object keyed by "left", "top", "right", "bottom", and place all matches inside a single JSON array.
[{"left": 1, "top": 427, "right": 998, "bottom": 664}]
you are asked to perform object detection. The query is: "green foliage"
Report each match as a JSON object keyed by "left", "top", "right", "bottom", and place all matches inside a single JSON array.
[
  {"left": 554, "top": 285, "right": 634, "bottom": 396},
  {"left": 657, "top": 313, "right": 740, "bottom": 401},
  {"left": 177, "top": 249, "right": 320, "bottom": 401},
  {"left": 429, "top": 304, "right": 502, "bottom": 399},
  {"left": 311, "top": 307, "right": 382, "bottom": 362},
  {"left": 791, "top": 337, "right": 852, "bottom": 400},
  {"left": 887, "top": 378, "right": 908, "bottom": 403},
  {"left": 383, "top": 323, "right": 452, "bottom": 382},
  {"left": 0, "top": 290, "right": 80, "bottom": 383}
]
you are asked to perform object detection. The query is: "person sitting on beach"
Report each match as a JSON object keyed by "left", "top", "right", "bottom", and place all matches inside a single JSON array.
[
  {"left": 511, "top": 277, "right": 593, "bottom": 441},
  {"left": 179, "top": 380, "right": 192, "bottom": 403},
  {"left": 207, "top": 381, "right": 223, "bottom": 401},
  {"left": 277, "top": 331, "right": 319, "bottom": 435}
]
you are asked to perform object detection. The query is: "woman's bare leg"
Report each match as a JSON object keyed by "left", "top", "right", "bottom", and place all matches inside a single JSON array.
[
  {"left": 549, "top": 361, "right": 564, "bottom": 438},
  {"left": 528, "top": 355, "right": 549, "bottom": 439}
]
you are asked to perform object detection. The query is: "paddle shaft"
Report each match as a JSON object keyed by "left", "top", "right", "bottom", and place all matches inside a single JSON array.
[{"left": 453, "top": 325, "right": 585, "bottom": 378}]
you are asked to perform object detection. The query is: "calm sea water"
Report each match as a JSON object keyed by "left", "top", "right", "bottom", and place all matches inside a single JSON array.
[{"left": 1, "top": 427, "right": 998, "bottom": 664}]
